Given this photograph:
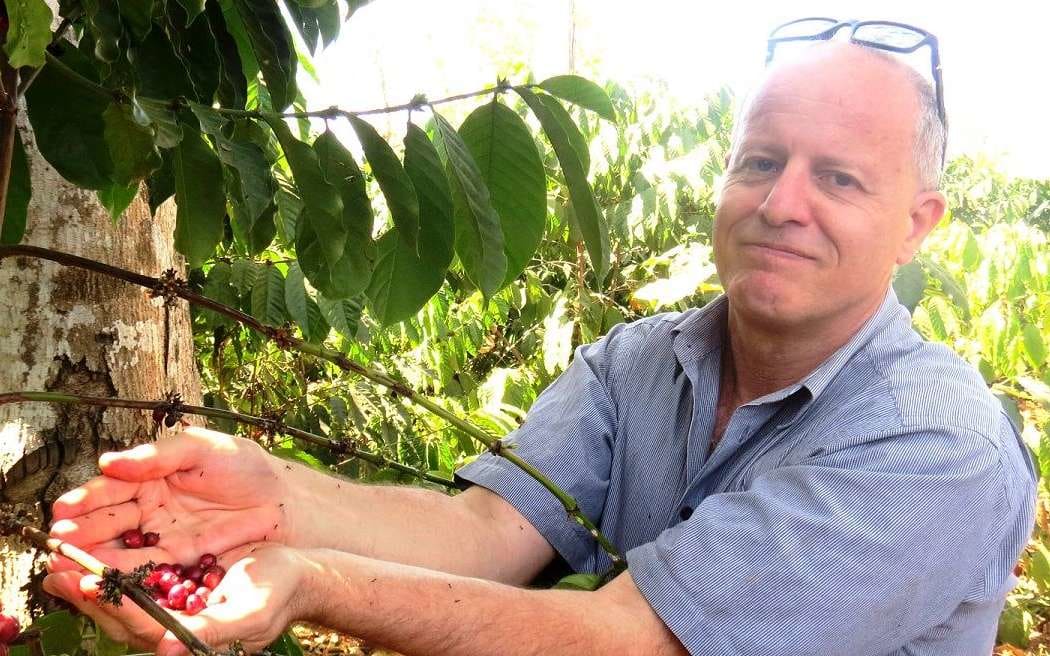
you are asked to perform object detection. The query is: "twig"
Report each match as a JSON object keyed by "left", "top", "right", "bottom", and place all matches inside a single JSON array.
[
  {"left": 0, "top": 391, "right": 458, "bottom": 489},
  {"left": 0, "top": 518, "right": 215, "bottom": 656},
  {"left": 0, "top": 245, "right": 625, "bottom": 569}
]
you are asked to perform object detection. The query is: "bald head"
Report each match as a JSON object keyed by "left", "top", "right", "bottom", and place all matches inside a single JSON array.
[{"left": 734, "top": 42, "right": 945, "bottom": 190}]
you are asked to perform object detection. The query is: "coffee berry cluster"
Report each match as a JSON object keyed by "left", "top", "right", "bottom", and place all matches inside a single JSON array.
[
  {"left": 121, "top": 528, "right": 160, "bottom": 549},
  {"left": 141, "top": 555, "right": 226, "bottom": 616}
]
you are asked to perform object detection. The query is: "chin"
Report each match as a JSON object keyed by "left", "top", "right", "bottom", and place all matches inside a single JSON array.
[{"left": 725, "top": 275, "right": 814, "bottom": 328}]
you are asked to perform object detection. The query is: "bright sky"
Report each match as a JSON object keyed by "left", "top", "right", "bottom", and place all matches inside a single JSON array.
[{"left": 306, "top": 0, "right": 1050, "bottom": 180}]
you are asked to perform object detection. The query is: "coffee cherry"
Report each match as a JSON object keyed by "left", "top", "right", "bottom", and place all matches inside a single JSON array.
[
  {"left": 155, "top": 563, "right": 174, "bottom": 573},
  {"left": 157, "top": 571, "right": 181, "bottom": 594},
  {"left": 0, "top": 614, "right": 19, "bottom": 642},
  {"left": 167, "top": 584, "right": 189, "bottom": 610},
  {"left": 143, "top": 532, "right": 160, "bottom": 547},
  {"left": 183, "top": 594, "right": 206, "bottom": 616},
  {"left": 144, "top": 569, "right": 163, "bottom": 588},
  {"left": 184, "top": 565, "right": 203, "bottom": 584},
  {"left": 201, "top": 566, "right": 224, "bottom": 590},
  {"left": 122, "top": 529, "right": 145, "bottom": 549},
  {"left": 181, "top": 579, "right": 198, "bottom": 594},
  {"left": 172, "top": 564, "right": 184, "bottom": 577},
  {"left": 198, "top": 553, "right": 217, "bottom": 569},
  {"left": 194, "top": 587, "right": 211, "bottom": 602},
  {"left": 156, "top": 598, "right": 171, "bottom": 609}
]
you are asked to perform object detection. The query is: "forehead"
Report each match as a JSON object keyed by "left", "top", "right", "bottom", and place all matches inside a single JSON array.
[{"left": 738, "top": 46, "right": 920, "bottom": 164}]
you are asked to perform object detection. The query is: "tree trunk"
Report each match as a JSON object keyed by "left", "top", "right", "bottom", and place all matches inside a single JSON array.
[{"left": 0, "top": 110, "right": 203, "bottom": 621}]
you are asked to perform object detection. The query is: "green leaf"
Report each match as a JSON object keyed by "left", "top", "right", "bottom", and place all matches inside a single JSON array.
[
  {"left": 230, "top": 259, "right": 259, "bottom": 294},
  {"left": 263, "top": 116, "right": 347, "bottom": 267},
  {"left": 97, "top": 182, "right": 140, "bottom": 222},
  {"left": 1023, "top": 323, "right": 1047, "bottom": 369},
  {"left": 94, "top": 621, "right": 129, "bottom": 656},
  {"left": 129, "top": 28, "right": 198, "bottom": 101},
  {"left": 147, "top": 150, "right": 176, "bottom": 214},
  {"left": 208, "top": 0, "right": 248, "bottom": 109},
  {"left": 175, "top": 0, "right": 207, "bottom": 25},
  {"left": 301, "top": 130, "right": 374, "bottom": 297},
  {"left": 892, "top": 261, "right": 926, "bottom": 313},
  {"left": 538, "top": 75, "right": 616, "bottom": 121},
  {"left": 1029, "top": 542, "right": 1050, "bottom": 593},
  {"left": 366, "top": 123, "right": 454, "bottom": 325},
  {"left": 1, "top": 130, "right": 31, "bottom": 244},
  {"left": 433, "top": 111, "right": 506, "bottom": 300},
  {"left": 537, "top": 93, "right": 590, "bottom": 174},
  {"left": 284, "top": 262, "right": 330, "bottom": 343},
  {"left": 173, "top": 131, "right": 226, "bottom": 267},
  {"left": 117, "top": 0, "right": 154, "bottom": 42},
  {"left": 349, "top": 115, "right": 420, "bottom": 250},
  {"left": 202, "top": 262, "right": 238, "bottom": 328},
  {"left": 251, "top": 264, "right": 287, "bottom": 326},
  {"left": 4, "top": 0, "right": 53, "bottom": 67},
  {"left": 232, "top": 0, "right": 297, "bottom": 110},
  {"left": 164, "top": 1, "right": 221, "bottom": 103},
  {"left": 25, "top": 43, "right": 114, "bottom": 189},
  {"left": 553, "top": 573, "right": 603, "bottom": 591},
  {"left": 459, "top": 100, "right": 546, "bottom": 286},
  {"left": 516, "top": 86, "right": 610, "bottom": 282},
  {"left": 266, "top": 632, "right": 305, "bottom": 656},
  {"left": 31, "top": 610, "right": 85, "bottom": 656},
  {"left": 316, "top": 292, "right": 363, "bottom": 340},
  {"left": 137, "top": 98, "right": 184, "bottom": 149},
  {"left": 103, "top": 101, "right": 162, "bottom": 185},
  {"left": 961, "top": 227, "right": 981, "bottom": 272},
  {"left": 920, "top": 257, "right": 970, "bottom": 321}
]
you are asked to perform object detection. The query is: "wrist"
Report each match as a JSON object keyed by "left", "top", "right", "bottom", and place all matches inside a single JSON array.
[{"left": 294, "top": 548, "right": 350, "bottom": 626}]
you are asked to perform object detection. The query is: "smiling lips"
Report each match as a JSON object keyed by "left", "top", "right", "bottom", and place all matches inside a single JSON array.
[{"left": 744, "top": 242, "right": 814, "bottom": 261}]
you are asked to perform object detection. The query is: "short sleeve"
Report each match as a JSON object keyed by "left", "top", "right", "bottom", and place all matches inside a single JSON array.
[
  {"left": 455, "top": 322, "right": 630, "bottom": 571},
  {"left": 626, "top": 426, "right": 1010, "bottom": 656}
]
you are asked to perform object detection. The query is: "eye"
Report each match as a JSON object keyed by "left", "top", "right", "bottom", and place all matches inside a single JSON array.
[
  {"left": 823, "top": 171, "right": 858, "bottom": 188},
  {"left": 741, "top": 157, "right": 779, "bottom": 174}
]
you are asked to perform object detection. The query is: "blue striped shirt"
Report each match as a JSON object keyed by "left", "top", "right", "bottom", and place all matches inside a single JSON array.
[{"left": 456, "top": 288, "right": 1037, "bottom": 655}]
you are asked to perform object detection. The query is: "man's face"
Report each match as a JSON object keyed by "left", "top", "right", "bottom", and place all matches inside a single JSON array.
[{"left": 713, "top": 45, "right": 944, "bottom": 333}]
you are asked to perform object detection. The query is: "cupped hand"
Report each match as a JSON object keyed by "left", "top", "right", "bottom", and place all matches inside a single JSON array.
[
  {"left": 43, "top": 544, "right": 311, "bottom": 656},
  {"left": 48, "top": 426, "right": 293, "bottom": 574}
]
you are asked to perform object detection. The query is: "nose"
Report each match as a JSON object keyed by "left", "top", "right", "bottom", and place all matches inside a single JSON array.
[{"left": 757, "top": 160, "right": 814, "bottom": 227}]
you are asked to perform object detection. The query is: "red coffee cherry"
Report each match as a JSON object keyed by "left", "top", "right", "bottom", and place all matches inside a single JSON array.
[
  {"left": 198, "top": 553, "right": 218, "bottom": 569},
  {"left": 0, "top": 614, "right": 20, "bottom": 643},
  {"left": 143, "top": 532, "right": 160, "bottom": 547},
  {"left": 194, "top": 587, "right": 211, "bottom": 602},
  {"left": 121, "top": 529, "right": 144, "bottom": 549},
  {"left": 183, "top": 594, "right": 206, "bottom": 616},
  {"left": 157, "top": 571, "right": 181, "bottom": 594},
  {"left": 172, "top": 564, "right": 184, "bottom": 577},
  {"left": 167, "top": 584, "right": 189, "bottom": 610},
  {"left": 201, "top": 566, "right": 224, "bottom": 590},
  {"left": 184, "top": 565, "right": 204, "bottom": 584},
  {"left": 181, "top": 579, "right": 197, "bottom": 594}
]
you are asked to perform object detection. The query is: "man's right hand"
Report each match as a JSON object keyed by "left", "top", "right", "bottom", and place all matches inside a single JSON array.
[{"left": 47, "top": 427, "right": 294, "bottom": 574}]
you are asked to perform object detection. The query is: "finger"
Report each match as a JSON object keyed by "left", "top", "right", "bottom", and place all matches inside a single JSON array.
[
  {"left": 42, "top": 573, "right": 134, "bottom": 646},
  {"left": 154, "top": 599, "right": 270, "bottom": 656},
  {"left": 47, "top": 545, "right": 168, "bottom": 574},
  {"left": 52, "top": 477, "right": 141, "bottom": 521},
  {"left": 51, "top": 501, "right": 142, "bottom": 546}
]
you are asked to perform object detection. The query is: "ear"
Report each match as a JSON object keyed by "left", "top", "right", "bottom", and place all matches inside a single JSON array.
[{"left": 896, "top": 190, "right": 947, "bottom": 265}]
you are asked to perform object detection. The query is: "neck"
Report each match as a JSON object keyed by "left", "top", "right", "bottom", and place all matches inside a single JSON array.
[{"left": 721, "top": 294, "right": 885, "bottom": 405}]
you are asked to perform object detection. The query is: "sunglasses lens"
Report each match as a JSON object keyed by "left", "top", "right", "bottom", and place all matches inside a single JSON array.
[
  {"left": 853, "top": 23, "right": 926, "bottom": 49},
  {"left": 770, "top": 18, "right": 838, "bottom": 39}
]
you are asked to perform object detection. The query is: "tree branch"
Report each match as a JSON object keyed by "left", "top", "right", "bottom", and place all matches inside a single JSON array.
[
  {"left": 0, "top": 245, "right": 625, "bottom": 569},
  {"left": 0, "top": 391, "right": 458, "bottom": 489}
]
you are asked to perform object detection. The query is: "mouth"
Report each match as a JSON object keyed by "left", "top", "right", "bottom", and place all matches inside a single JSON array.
[{"left": 744, "top": 242, "right": 814, "bottom": 261}]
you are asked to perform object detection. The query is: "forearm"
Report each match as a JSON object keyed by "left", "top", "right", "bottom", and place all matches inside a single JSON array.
[
  {"left": 296, "top": 549, "right": 685, "bottom": 656},
  {"left": 281, "top": 459, "right": 542, "bottom": 582}
]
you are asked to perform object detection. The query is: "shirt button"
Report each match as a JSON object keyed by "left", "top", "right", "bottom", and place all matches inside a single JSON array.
[{"left": 679, "top": 506, "right": 693, "bottom": 521}]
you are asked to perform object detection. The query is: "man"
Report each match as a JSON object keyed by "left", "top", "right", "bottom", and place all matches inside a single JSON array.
[{"left": 43, "top": 30, "right": 1035, "bottom": 656}]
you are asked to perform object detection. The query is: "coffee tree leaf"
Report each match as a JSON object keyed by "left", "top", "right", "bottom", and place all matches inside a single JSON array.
[
  {"left": 538, "top": 75, "right": 616, "bottom": 121},
  {"left": 433, "top": 110, "right": 506, "bottom": 300},
  {"left": 129, "top": 27, "right": 198, "bottom": 101},
  {"left": 137, "top": 98, "right": 184, "bottom": 149},
  {"left": 251, "top": 264, "right": 288, "bottom": 327},
  {"left": 349, "top": 115, "right": 420, "bottom": 250},
  {"left": 202, "top": 262, "right": 237, "bottom": 329},
  {"left": 892, "top": 260, "right": 926, "bottom": 313},
  {"left": 4, "top": 0, "right": 53, "bottom": 67},
  {"left": 537, "top": 93, "right": 590, "bottom": 174},
  {"left": 263, "top": 116, "right": 346, "bottom": 266},
  {"left": 25, "top": 43, "right": 113, "bottom": 189},
  {"left": 285, "top": 261, "right": 330, "bottom": 343},
  {"left": 117, "top": 0, "right": 153, "bottom": 42},
  {"left": 97, "top": 182, "right": 140, "bottom": 223},
  {"left": 1023, "top": 323, "right": 1047, "bottom": 370},
  {"left": 516, "top": 86, "right": 610, "bottom": 281},
  {"left": 208, "top": 0, "right": 249, "bottom": 109},
  {"left": 552, "top": 573, "right": 603, "bottom": 591},
  {"left": 173, "top": 131, "right": 226, "bottom": 267},
  {"left": 1, "top": 130, "right": 31, "bottom": 245},
  {"left": 103, "top": 101, "right": 162, "bottom": 185},
  {"left": 317, "top": 292, "right": 364, "bottom": 340},
  {"left": 164, "top": 1, "right": 220, "bottom": 103},
  {"left": 175, "top": 0, "right": 206, "bottom": 25},
  {"left": 231, "top": 0, "right": 297, "bottom": 110},
  {"left": 459, "top": 100, "right": 546, "bottom": 286},
  {"left": 147, "top": 150, "right": 176, "bottom": 214}
]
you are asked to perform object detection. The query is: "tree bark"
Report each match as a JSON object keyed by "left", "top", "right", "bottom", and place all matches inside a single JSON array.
[{"left": 0, "top": 112, "right": 203, "bottom": 622}]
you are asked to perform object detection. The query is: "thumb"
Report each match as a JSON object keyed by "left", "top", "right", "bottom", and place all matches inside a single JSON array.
[
  {"left": 153, "top": 602, "right": 267, "bottom": 656},
  {"left": 99, "top": 430, "right": 220, "bottom": 481}
]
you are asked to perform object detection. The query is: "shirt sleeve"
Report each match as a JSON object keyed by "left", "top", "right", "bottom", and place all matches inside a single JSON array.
[
  {"left": 626, "top": 426, "right": 1010, "bottom": 656},
  {"left": 454, "top": 321, "right": 632, "bottom": 572}
]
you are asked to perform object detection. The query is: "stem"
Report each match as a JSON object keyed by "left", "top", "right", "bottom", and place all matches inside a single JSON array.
[
  {"left": 0, "top": 246, "right": 625, "bottom": 568},
  {"left": 0, "top": 55, "right": 18, "bottom": 239},
  {"left": 16, "top": 10, "right": 82, "bottom": 99},
  {"left": 0, "top": 391, "right": 457, "bottom": 489},
  {"left": 9, "top": 522, "right": 215, "bottom": 656}
]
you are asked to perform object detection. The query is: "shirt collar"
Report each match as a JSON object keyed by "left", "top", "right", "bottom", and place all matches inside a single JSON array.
[{"left": 670, "top": 286, "right": 908, "bottom": 415}]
